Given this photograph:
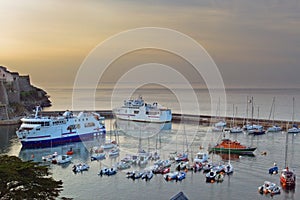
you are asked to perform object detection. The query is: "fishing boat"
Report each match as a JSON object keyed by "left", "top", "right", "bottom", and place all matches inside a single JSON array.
[
  {"left": 280, "top": 131, "right": 296, "bottom": 188},
  {"left": 113, "top": 96, "right": 172, "bottom": 123},
  {"left": 16, "top": 106, "right": 106, "bottom": 148},
  {"left": 209, "top": 138, "right": 256, "bottom": 155}
]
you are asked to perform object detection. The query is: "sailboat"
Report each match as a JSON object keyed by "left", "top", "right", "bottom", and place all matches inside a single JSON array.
[
  {"left": 212, "top": 97, "right": 226, "bottom": 132},
  {"left": 288, "top": 97, "right": 300, "bottom": 134},
  {"left": 280, "top": 131, "right": 296, "bottom": 188},
  {"left": 267, "top": 97, "right": 282, "bottom": 132},
  {"left": 230, "top": 104, "right": 243, "bottom": 133},
  {"left": 246, "top": 97, "right": 265, "bottom": 135}
]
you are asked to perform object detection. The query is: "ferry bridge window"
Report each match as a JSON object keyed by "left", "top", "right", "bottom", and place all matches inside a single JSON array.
[
  {"left": 84, "top": 122, "right": 95, "bottom": 127},
  {"left": 134, "top": 111, "right": 139, "bottom": 114}
]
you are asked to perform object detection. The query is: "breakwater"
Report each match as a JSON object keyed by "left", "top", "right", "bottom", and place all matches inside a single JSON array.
[
  {"left": 1, "top": 110, "right": 298, "bottom": 130},
  {"left": 40, "top": 110, "right": 298, "bottom": 131}
]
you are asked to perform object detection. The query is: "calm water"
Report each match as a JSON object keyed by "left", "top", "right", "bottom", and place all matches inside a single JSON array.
[
  {"left": 1, "top": 88, "right": 300, "bottom": 199},
  {"left": 1, "top": 119, "right": 299, "bottom": 200},
  {"left": 45, "top": 87, "right": 300, "bottom": 121}
]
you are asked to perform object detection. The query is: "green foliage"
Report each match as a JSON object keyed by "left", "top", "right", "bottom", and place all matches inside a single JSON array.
[
  {"left": 0, "top": 155, "right": 63, "bottom": 200},
  {"left": 20, "top": 90, "right": 38, "bottom": 100}
]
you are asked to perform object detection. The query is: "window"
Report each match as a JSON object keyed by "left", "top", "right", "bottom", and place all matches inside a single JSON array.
[{"left": 84, "top": 122, "right": 95, "bottom": 127}]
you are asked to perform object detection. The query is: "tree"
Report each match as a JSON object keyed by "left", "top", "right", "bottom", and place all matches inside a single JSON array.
[{"left": 0, "top": 155, "right": 63, "bottom": 200}]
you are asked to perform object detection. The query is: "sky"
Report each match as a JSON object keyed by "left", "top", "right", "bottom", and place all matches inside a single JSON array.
[{"left": 1, "top": 0, "right": 300, "bottom": 89}]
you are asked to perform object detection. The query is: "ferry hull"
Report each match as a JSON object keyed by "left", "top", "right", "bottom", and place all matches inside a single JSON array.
[
  {"left": 115, "top": 114, "right": 171, "bottom": 123},
  {"left": 20, "top": 131, "right": 105, "bottom": 149}
]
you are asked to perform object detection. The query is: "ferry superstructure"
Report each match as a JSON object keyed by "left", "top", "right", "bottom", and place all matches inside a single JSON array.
[
  {"left": 16, "top": 106, "right": 106, "bottom": 148},
  {"left": 113, "top": 96, "right": 172, "bottom": 123}
]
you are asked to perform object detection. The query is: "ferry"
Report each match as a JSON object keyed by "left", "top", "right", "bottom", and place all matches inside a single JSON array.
[
  {"left": 16, "top": 106, "right": 106, "bottom": 148},
  {"left": 113, "top": 96, "right": 172, "bottom": 123}
]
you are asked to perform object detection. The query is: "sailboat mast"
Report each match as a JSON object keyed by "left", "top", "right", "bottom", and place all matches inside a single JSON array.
[
  {"left": 284, "top": 131, "right": 288, "bottom": 168},
  {"left": 251, "top": 96, "right": 254, "bottom": 126},
  {"left": 292, "top": 97, "right": 295, "bottom": 125},
  {"left": 272, "top": 97, "right": 276, "bottom": 124}
]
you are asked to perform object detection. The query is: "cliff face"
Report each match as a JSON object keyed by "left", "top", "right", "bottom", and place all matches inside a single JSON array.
[{"left": 0, "top": 66, "right": 51, "bottom": 120}]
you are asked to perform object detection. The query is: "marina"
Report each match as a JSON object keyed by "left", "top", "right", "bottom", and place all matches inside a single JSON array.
[
  {"left": 1, "top": 118, "right": 299, "bottom": 199},
  {"left": 1, "top": 88, "right": 300, "bottom": 199}
]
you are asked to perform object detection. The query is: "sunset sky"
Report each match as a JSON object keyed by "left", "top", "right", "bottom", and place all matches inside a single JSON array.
[{"left": 1, "top": 0, "right": 300, "bottom": 89}]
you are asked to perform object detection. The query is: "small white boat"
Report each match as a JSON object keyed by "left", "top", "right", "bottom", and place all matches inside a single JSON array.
[
  {"left": 175, "top": 161, "right": 189, "bottom": 171},
  {"left": 224, "top": 163, "right": 234, "bottom": 174},
  {"left": 101, "top": 140, "right": 117, "bottom": 149},
  {"left": 141, "top": 171, "right": 153, "bottom": 181},
  {"left": 215, "top": 173, "right": 224, "bottom": 182},
  {"left": 55, "top": 155, "right": 72, "bottom": 164},
  {"left": 230, "top": 126, "right": 243, "bottom": 133},
  {"left": 137, "top": 154, "right": 149, "bottom": 166},
  {"left": 91, "top": 153, "right": 106, "bottom": 161},
  {"left": 258, "top": 181, "right": 281, "bottom": 195},
  {"left": 194, "top": 152, "right": 209, "bottom": 163},
  {"left": 72, "top": 163, "right": 89, "bottom": 173},
  {"left": 108, "top": 148, "right": 120, "bottom": 157},
  {"left": 42, "top": 152, "right": 58, "bottom": 162},
  {"left": 115, "top": 162, "right": 131, "bottom": 170},
  {"left": 267, "top": 125, "right": 282, "bottom": 133},
  {"left": 206, "top": 170, "right": 217, "bottom": 183},
  {"left": 288, "top": 126, "right": 300, "bottom": 134},
  {"left": 98, "top": 167, "right": 117, "bottom": 176}
]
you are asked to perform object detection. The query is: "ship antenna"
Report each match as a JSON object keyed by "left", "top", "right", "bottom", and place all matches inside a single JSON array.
[{"left": 34, "top": 105, "right": 41, "bottom": 119}]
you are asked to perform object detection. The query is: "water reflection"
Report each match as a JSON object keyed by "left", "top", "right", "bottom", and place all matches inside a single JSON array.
[
  {"left": 214, "top": 152, "right": 255, "bottom": 161},
  {"left": 115, "top": 119, "right": 171, "bottom": 139},
  {"left": 0, "top": 125, "right": 19, "bottom": 153}
]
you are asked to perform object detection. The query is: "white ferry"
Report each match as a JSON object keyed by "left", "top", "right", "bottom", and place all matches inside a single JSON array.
[
  {"left": 16, "top": 106, "right": 106, "bottom": 148},
  {"left": 113, "top": 96, "right": 172, "bottom": 123}
]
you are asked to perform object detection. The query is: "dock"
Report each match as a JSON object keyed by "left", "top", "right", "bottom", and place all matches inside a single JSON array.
[{"left": 1, "top": 110, "right": 298, "bottom": 130}]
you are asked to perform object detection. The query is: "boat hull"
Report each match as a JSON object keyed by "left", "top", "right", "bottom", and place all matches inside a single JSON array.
[
  {"left": 210, "top": 147, "right": 256, "bottom": 155},
  {"left": 20, "top": 131, "right": 105, "bottom": 148}
]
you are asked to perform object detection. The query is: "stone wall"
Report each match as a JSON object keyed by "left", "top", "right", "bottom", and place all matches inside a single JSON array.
[{"left": 18, "top": 75, "right": 33, "bottom": 92}]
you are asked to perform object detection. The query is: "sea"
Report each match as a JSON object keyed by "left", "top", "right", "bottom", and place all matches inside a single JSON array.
[{"left": 1, "top": 87, "right": 300, "bottom": 200}]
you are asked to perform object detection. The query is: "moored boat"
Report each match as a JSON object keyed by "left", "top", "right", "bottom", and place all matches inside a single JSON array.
[
  {"left": 113, "top": 96, "right": 172, "bottom": 123},
  {"left": 16, "top": 106, "right": 106, "bottom": 148},
  {"left": 258, "top": 181, "right": 281, "bottom": 195},
  {"left": 280, "top": 167, "right": 296, "bottom": 187},
  {"left": 54, "top": 155, "right": 72, "bottom": 164},
  {"left": 267, "top": 125, "right": 282, "bottom": 133},
  {"left": 91, "top": 153, "right": 106, "bottom": 161},
  {"left": 72, "top": 163, "right": 89, "bottom": 173},
  {"left": 209, "top": 138, "right": 256, "bottom": 155}
]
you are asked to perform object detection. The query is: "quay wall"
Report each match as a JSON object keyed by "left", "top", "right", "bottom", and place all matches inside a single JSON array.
[{"left": 38, "top": 110, "right": 298, "bottom": 131}]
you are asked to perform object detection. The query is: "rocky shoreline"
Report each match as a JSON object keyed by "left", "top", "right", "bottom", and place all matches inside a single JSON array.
[{"left": 0, "top": 66, "right": 51, "bottom": 124}]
